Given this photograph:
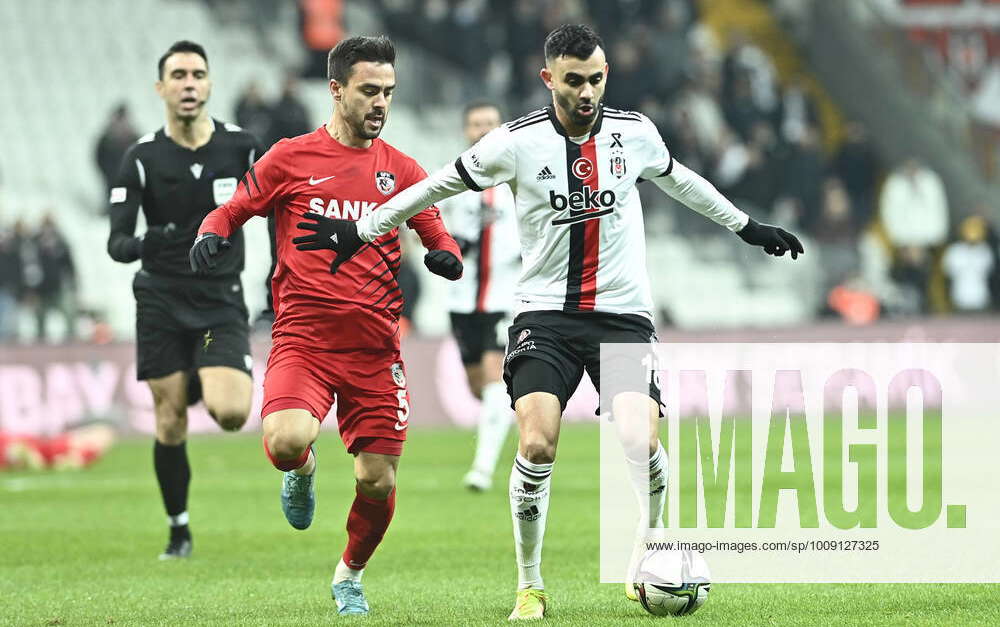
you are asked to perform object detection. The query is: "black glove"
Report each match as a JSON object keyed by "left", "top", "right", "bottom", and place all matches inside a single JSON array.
[
  {"left": 292, "top": 212, "right": 366, "bottom": 274},
  {"left": 141, "top": 223, "right": 176, "bottom": 260},
  {"left": 737, "top": 218, "right": 804, "bottom": 259},
  {"left": 423, "top": 249, "right": 463, "bottom": 280},
  {"left": 188, "top": 232, "right": 231, "bottom": 274},
  {"left": 452, "top": 236, "right": 477, "bottom": 257}
]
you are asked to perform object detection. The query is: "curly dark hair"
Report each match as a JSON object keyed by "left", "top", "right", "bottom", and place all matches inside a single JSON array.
[
  {"left": 543, "top": 24, "right": 604, "bottom": 62},
  {"left": 327, "top": 35, "right": 396, "bottom": 84}
]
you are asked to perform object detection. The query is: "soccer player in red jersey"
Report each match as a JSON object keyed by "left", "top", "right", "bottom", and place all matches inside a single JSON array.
[{"left": 189, "top": 36, "right": 463, "bottom": 616}]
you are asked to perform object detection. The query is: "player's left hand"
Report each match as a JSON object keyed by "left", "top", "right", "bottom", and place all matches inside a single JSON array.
[
  {"left": 737, "top": 218, "right": 804, "bottom": 259},
  {"left": 293, "top": 212, "right": 366, "bottom": 274},
  {"left": 424, "top": 249, "right": 463, "bottom": 280},
  {"left": 189, "top": 232, "right": 231, "bottom": 275}
]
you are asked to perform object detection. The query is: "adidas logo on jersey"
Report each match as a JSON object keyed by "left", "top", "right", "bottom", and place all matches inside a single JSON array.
[{"left": 536, "top": 166, "right": 556, "bottom": 181}]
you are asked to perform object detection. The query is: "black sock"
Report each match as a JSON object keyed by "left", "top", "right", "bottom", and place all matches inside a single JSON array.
[{"left": 153, "top": 440, "right": 191, "bottom": 538}]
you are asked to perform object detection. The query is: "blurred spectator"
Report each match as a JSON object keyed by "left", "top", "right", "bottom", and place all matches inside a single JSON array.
[
  {"left": 723, "top": 73, "right": 765, "bottom": 141},
  {"left": 0, "top": 224, "right": 21, "bottom": 342},
  {"left": 777, "top": 124, "right": 826, "bottom": 234},
  {"left": 604, "top": 39, "right": 647, "bottom": 111},
  {"left": 891, "top": 245, "right": 932, "bottom": 315},
  {"left": 879, "top": 157, "right": 949, "bottom": 249},
  {"left": 300, "top": 0, "right": 345, "bottom": 78},
  {"left": 833, "top": 121, "right": 879, "bottom": 229},
  {"left": 813, "top": 177, "right": 860, "bottom": 294},
  {"left": 22, "top": 215, "right": 77, "bottom": 343},
  {"left": 269, "top": 75, "right": 313, "bottom": 143},
  {"left": 503, "top": 0, "right": 547, "bottom": 106},
  {"left": 674, "top": 73, "right": 727, "bottom": 158},
  {"left": 775, "top": 77, "right": 819, "bottom": 145},
  {"left": 235, "top": 81, "right": 275, "bottom": 149},
  {"left": 942, "top": 215, "right": 995, "bottom": 312},
  {"left": 722, "top": 31, "right": 778, "bottom": 118},
  {"left": 648, "top": 0, "right": 693, "bottom": 95},
  {"left": 94, "top": 103, "right": 139, "bottom": 199}
]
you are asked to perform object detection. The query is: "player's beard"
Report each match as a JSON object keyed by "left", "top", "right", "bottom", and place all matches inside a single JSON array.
[
  {"left": 353, "top": 110, "right": 386, "bottom": 140},
  {"left": 555, "top": 91, "right": 599, "bottom": 130}
]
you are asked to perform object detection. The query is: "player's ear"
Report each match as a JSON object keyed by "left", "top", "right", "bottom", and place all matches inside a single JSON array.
[
  {"left": 155, "top": 79, "right": 165, "bottom": 98},
  {"left": 540, "top": 66, "right": 554, "bottom": 90},
  {"left": 330, "top": 79, "right": 342, "bottom": 102}
]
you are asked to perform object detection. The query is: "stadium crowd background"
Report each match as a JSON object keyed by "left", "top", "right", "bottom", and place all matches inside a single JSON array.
[{"left": 0, "top": 0, "right": 998, "bottom": 346}]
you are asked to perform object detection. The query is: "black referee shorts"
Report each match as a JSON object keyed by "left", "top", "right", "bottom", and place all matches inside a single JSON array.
[
  {"left": 449, "top": 311, "right": 507, "bottom": 365},
  {"left": 132, "top": 270, "right": 251, "bottom": 381},
  {"left": 502, "top": 310, "right": 661, "bottom": 411}
]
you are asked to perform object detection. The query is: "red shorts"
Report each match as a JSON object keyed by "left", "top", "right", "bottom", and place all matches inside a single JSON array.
[{"left": 262, "top": 342, "right": 410, "bottom": 455}]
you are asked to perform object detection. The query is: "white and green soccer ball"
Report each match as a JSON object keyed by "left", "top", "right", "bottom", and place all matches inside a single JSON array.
[{"left": 632, "top": 549, "right": 711, "bottom": 617}]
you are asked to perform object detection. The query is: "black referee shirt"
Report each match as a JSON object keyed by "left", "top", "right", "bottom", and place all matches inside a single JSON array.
[{"left": 107, "top": 118, "right": 262, "bottom": 279}]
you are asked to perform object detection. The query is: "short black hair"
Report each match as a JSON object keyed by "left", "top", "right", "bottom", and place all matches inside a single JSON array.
[
  {"left": 462, "top": 100, "right": 502, "bottom": 124},
  {"left": 158, "top": 40, "right": 208, "bottom": 79},
  {"left": 544, "top": 24, "right": 604, "bottom": 62},
  {"left": 328, "top": 35, "right": 396, "bottom": 84}
]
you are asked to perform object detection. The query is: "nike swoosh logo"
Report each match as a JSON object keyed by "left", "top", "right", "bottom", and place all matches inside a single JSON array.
[{"left": 309, "top": 175, "right": 335, "bottom": 185}]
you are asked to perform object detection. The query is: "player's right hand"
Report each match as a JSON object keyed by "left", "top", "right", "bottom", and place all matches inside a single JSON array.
[
  {"left": 140, "top": 223, "right": 176, "bottom": 260},
  {"left": 189, "top": 232, "right": 231, "bottom": 275},
  {"left": 292, "top": 212, "right": 366, "bottom": 274}
]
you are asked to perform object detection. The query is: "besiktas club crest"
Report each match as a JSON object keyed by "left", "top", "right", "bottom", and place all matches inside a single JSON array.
[{"left": 375, "top": 170, "right": 396, "bottom": 195}]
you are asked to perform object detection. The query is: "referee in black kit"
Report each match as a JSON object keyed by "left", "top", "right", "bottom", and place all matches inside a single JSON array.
[{"left": 107, "top": 41, "right": 266, "bottom": 559}]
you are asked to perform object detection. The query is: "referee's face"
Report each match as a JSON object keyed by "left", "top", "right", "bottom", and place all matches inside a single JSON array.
[
  {"left": 541, "top": 47, "right": 608, "bottom": 133},
  {"left": 156, "top": 52, "right": 212, "bottom": 123},
  {"left": 332, "top": 61, "right": 395, "bottom": 141}
]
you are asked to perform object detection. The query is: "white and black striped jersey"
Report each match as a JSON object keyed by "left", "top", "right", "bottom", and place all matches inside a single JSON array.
[
  {"left": 355, "top": 105, "right": 750, "bottom": 318},
  {"left": 437, "top": 183, "right": 520, "bottom": 313},
  {"left": 452, "top": 105, "right": 672, "bottom": 318}
]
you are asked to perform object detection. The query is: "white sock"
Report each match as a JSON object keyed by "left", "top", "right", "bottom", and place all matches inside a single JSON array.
[
  {"left": 510, "top": 453, "right": 553, "bottom": 590},
  {"left": 293, "top": 448, "right": 315, "bottom": 476},
  {"left": 626, "top": 441, "right": 668, "bottom": 530},
  {"left": 167, "top": 511, "right": 189, "bottom": 527},
  {"left": 333, "top": 558, "right": 363, "bottom": 584},
  {"left": 470, "top": 382, "right": 513, "bottom": 476}
]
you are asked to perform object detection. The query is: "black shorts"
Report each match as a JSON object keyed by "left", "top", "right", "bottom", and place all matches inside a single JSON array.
[
  {"left": 133, "top": 271, "right": 251, "bottom": 381},
  {"left": 450, "top": 311, "right": 507, "bottom": 365},
  {"left": 503, "top": 310, "right": 660, "bottom": 411}
]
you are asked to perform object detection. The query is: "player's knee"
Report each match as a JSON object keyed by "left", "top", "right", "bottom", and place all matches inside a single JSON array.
[
  {"left": 520, "top": 438, "right": 556, "bottom": 465},
  {"left": 155, "top": 414, "right": 187, "bottom": 445},
  {"left": 214, "top": 409, "right": 248, "bottom": 432},
  {"left": 207, "top": 399, "right": 250, "bottom": 432},
  {"left": 356, "top": 470, "right": 396, "bottom": 499},
  {"left": 265, "top": 431, "right": 311, "bottom": 463}
]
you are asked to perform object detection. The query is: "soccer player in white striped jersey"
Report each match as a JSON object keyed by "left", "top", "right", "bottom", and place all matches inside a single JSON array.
[
  {"left": 306, "top": 24, "right": 804, "bottom": 620},
  {"left": 437, "top": 102, "right": 521, "bottom": 492}
]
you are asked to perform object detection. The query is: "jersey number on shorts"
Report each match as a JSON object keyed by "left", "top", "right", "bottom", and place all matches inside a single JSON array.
[{"left": 395, "top": 389, "right": 410, "bottom": 430}]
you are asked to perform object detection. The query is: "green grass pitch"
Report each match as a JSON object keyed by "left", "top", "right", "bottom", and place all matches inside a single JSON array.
[{"left": 2, "top": 424, "right": 998, "bottom": 625}]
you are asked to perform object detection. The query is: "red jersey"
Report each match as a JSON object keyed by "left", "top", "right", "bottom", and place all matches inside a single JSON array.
[{"left": 199, "top": 127, "right": 460, "bottom": 351}]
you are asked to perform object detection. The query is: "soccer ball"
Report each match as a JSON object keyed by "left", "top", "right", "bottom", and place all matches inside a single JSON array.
[{"left": 632, "top": 549, "right": 711, "bottom": 617}]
